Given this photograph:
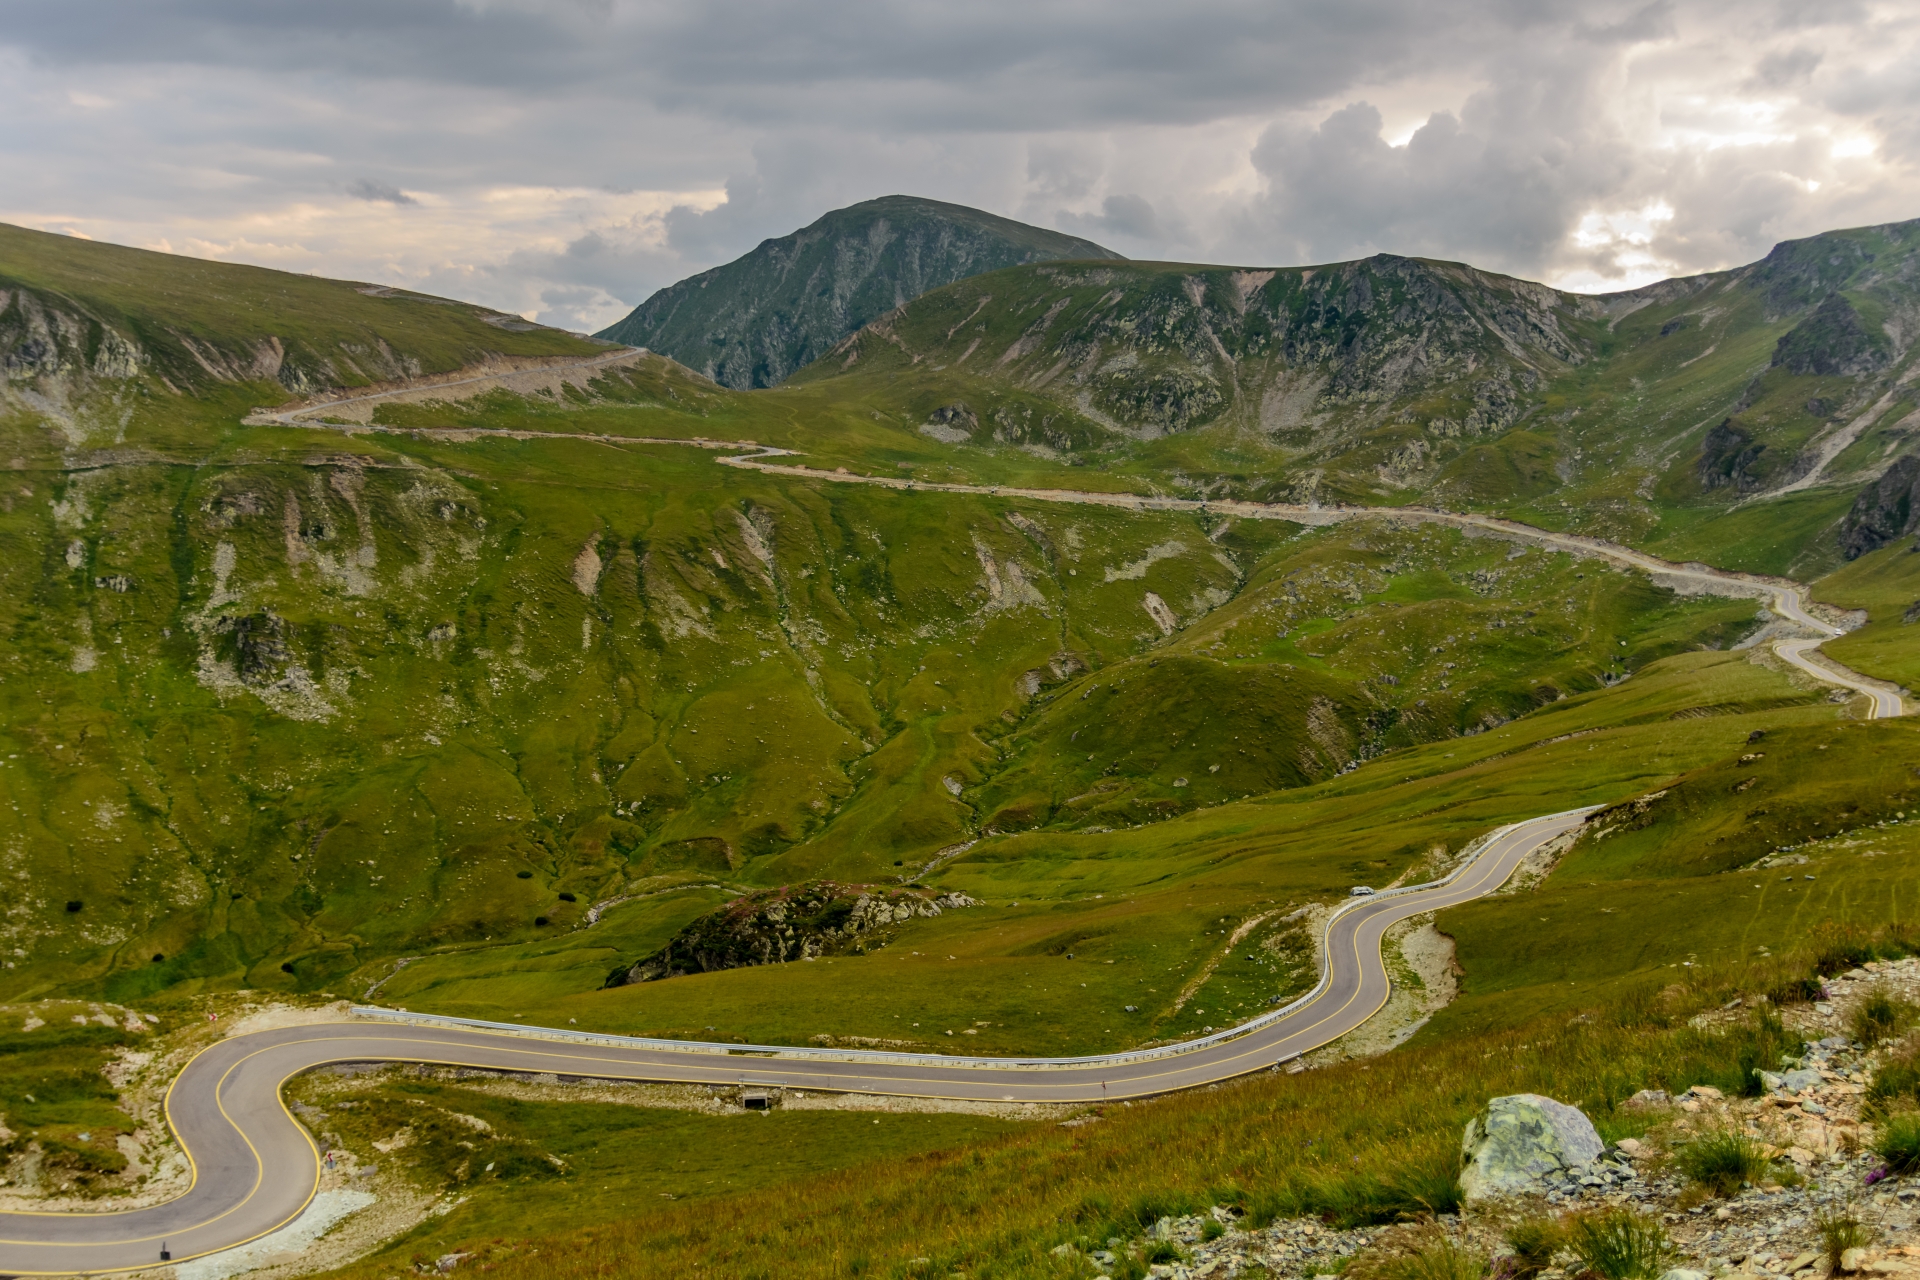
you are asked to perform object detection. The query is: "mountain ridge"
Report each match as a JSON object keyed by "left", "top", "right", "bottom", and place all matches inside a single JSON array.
[{"left": 791, "top": 215, "right": 1920, "bottom": 570}]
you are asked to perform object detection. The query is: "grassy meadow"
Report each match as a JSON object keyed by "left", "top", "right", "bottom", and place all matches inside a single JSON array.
[{"left": 307, "top": 925, "right": 1920, "bottom": 1280}]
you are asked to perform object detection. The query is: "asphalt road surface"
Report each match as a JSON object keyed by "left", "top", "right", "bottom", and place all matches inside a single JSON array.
[
  {"left": 1768, "top": 593, "right": 1906, "bottom": 718},
  {"left": 0, "top": 809, "right": 1591, "bottom": 1276}
]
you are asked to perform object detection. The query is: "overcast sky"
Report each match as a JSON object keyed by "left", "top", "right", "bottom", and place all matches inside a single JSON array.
[{"left": 3, "top": 0, "right": 1917, "bottom": 332}]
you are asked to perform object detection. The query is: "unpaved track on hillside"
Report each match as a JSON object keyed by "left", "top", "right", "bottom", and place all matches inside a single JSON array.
[
  {"left": 1, "top": 811, "right": 1593, "bottom": 1275},
  {"left": 9, "top": 370, "right": 1901, "bottom": 1274}
]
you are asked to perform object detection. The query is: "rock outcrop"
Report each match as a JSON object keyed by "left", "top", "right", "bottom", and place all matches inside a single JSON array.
[
  {"left": 1460, "top": 1093, "right": 1606, "bottom": 1201},
  {"left": 605, "top": 881, "right": 978, "bottom": 986},
  {"left": 1771, "top": 293, "right": 1890, "bottom": 378},
  {"left": 1697, "top": 420, "right": 1768, "bottom": 493},
  {"left": 1837, "top": 454, "right": 1920, "bottom": 559}
]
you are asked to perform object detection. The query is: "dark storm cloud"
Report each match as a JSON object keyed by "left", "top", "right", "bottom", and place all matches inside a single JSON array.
[
  {"left": 1059, "top": 194, "right": 1176, "bottom": 247},
  {"left": 0, "top": 0, "right": 1478, "bottom": 127},
  {"left": 344, "top": 179, "right": 417, "bottom": 205}
]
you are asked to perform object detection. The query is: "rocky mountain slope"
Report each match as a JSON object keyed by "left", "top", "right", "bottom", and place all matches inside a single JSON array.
[
  {"left": 793, "top": 216, "right": 1920, "bottom": 572},
  {"left": 594, "top": 195, "right": 1120, "bottom": 389},
  {"left": 0, "top": 222, "right": 1769, "bottom": 1006},
  {"left": 608, "top": 881, "right": 976, "bottom": 984},
  {"left": 0, "top": 222, "right": 596, "bottom": 423},
  {"left": 0, "top": 215, "right": 1898, "bottom": 1033}
]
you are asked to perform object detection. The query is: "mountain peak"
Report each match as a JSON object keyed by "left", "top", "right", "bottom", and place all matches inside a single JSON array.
[{"left": 595, "top": 196, "right": 1121, "bottom": 388}]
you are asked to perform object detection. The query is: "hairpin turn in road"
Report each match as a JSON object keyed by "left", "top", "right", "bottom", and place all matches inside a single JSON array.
[{"left": 1, "top": 809, "right": 1598, "bottom": 1276}]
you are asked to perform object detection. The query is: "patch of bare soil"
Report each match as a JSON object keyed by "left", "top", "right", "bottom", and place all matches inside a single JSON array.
[{"left": 245, "top": 351, "right": 652, "bottom": 426}]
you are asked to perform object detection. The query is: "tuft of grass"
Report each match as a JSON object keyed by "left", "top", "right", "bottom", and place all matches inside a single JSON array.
[
  {"left": 1868, "top": 1042, "right": 1920, "bottom": 1116},
  {"left": 298, "top": 973, "right": 1868, "bottom": 1280},
  {"left": 1813, "top": 922, "right": 1881, "bottom": 976},
  {"left": 1129, "top": 1189, "right": 1204, "bottom": 1232},
  {"left": 1876, "top": 1112, "right": 1920, "bottom": 1175},
  {"left": 1564, "top": 1207, "right": 1675, "bottom": 1280},
  {"left": 1851, "top": 986, "right": 1917, "bottom": 1047},
  {"left": 1143, "top": 1239, "right": 1185, "bottom": 1265},
  {"left": 1736, "top": 1006, "right": 1803, "bottom": 1098},
  {"left": 1385, "top": 1141, "right": 1467, "bottom": 1218},
  {"left": 1376, "top": 1234, "right": 1490, "bottom": 1280},
  {"left": 1674, "top": 1129, "right": 1770, "bottom": 1197},
  {"left": 1766, "top": 973, "right": 1828, "bottom": 1006},
  {"left": 1502, "top": 1212, "right": 1567, "bottom": 1279},
  {"left": 1813, "top": 1205, "right": 1868, "bottom": 1275}
]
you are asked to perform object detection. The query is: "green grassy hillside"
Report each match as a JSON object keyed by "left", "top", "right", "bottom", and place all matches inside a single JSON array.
[
  {"left": 6, "top": 222, "right": 1920, "bottom": 1278},
  {"left": 0, "top": 220, "right": 1908, "bottom": 1027},
  {"left": 781, "top": 218, "right": 1920, "bottom": 575},
  {"left": 0, "top": 221, "right": 596, "bottom": 402}
]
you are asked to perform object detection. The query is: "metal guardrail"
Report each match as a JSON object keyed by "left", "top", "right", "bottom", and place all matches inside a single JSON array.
[{"left": 351, "top": 807, "right": 1594, "bottom": 1074}]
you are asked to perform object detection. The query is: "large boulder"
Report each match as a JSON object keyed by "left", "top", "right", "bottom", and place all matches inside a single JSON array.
[{"left": 1460, "top": 1094, "right": 1605, "bottom": 1201}]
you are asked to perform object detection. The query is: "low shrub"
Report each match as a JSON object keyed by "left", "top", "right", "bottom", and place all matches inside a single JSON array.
[
  {"left": 1875, "top": 1112, "right": 1920, "bottom": 1176},
  {"left": 1565, "top": 1207, "right": 1675, "bottom": 1280},
  {"left": 1674, "top": 1130, "right": 1769, "bottom": 1197}
]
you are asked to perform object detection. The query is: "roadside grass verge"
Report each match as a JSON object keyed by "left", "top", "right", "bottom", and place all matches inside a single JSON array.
[
  {"left": 312, "top": 956, "right": 1843, "bottom": 1280},
  {"left": 284, "top": 1072, "right": 1029, "bottom": 1261},
  {"left": 361, "top": 649, "right": 1890, "bottom": 1055},
  {"left": 1813, "top": 541, "right": 1920, "bottom": 690},
  {"left": 0, "top": 1005, "right": 157, "bottom": 1195}
]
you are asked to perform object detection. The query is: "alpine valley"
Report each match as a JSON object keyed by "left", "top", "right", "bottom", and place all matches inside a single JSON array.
[{"left": 2, "top": 201, "right": 1920, "bottom": 1280}]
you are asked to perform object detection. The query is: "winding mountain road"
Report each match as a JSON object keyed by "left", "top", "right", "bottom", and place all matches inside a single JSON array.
[
  {"left": 0, "top": 810, "right": 1590, "bottom": 1276},
  {"left": 3, "top": 363, "right": 1906, "bottom": 1273}
]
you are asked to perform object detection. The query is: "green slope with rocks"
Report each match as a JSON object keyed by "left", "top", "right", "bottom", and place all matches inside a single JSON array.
[
  {"left": 0, "top": 214, "right": 1910, "bottom": 1066},
  {"left": 9, "top": 216, "right": 1920, "bottom": 1280},
  {"left": 594, "top": 195, "right": 1120, "bottom": 389},
  {"left": 791, "top": 216, "right": 1920, "bottom": 577}
]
